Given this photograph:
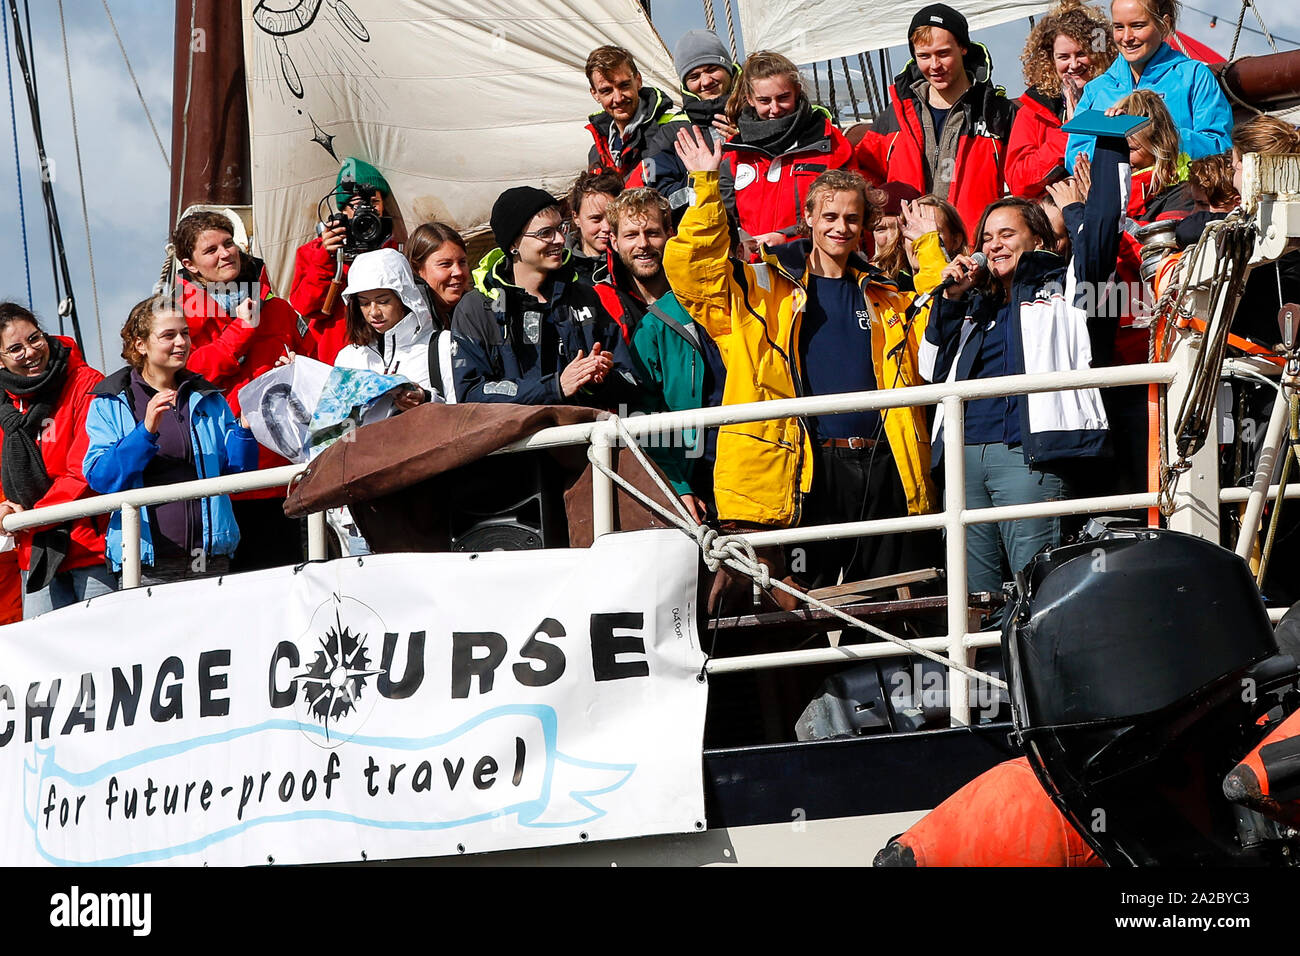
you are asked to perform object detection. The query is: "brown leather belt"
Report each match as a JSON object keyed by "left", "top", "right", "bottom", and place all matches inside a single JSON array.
[{"left": 821, "top": 437, "right": 879, "bottom": 450}]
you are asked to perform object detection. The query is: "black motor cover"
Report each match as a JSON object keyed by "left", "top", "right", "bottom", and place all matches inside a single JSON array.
[{"left": 1004, "top": 526, "right": 1285, "bottom": 865}]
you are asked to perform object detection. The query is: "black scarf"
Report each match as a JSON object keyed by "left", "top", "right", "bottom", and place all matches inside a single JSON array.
[
  {"left": 735, "top": 95, "right": 815, "bottom": 156},
  {"left": 0, "top": 337, "right": 72, "bottom": 591}
]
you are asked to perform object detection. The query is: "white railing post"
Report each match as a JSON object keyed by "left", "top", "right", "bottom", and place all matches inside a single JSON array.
[
  {"left": 942, "top": 395, "right": 971, "bottom": 727},
  {"left": 591, "top": 421, "right": 616, "bottom": 539},
  {"left": 121, "top": 504, "right": 141, "bottom": 589},
  {"left": 307, "top": 511, "right": 328, "bottom": 561}
]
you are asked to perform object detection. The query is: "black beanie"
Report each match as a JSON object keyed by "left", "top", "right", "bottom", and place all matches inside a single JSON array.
[
  {"left": 907, "top": 4, "right": 971, "bottom": 54},
  {"left": 491, "top": 186, "right": 559, "bottom": 253}
]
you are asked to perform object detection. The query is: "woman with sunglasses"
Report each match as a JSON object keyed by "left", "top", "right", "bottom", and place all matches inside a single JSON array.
[
  {"left": 451, "top": 186, "right": 641, "bottom": 407},
  {"left": 0, "top": 303, "right": 111, "bottom": 616}
]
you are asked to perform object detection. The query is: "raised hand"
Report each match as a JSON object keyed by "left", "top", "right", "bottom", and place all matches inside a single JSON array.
[
  {"left": 674, "top": 124, "right": 724, "bottom": 174},
  {"left": 1046, "top": 175, "right": 1086, "bottom": 209},
  {"left": 234, "top": 296, "right": 261, "bottom": 328},
  {"left": 900, "top": 200, "right": 939, "bottom": 244}
]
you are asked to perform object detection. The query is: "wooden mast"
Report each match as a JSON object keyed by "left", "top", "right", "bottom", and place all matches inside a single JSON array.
[{"left": 169, "top": 0, "right": 251, "bottom": 224}]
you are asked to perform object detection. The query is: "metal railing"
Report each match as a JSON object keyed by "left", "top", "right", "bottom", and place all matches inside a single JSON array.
[{"left": 9, "top": 358, "right": 1297, "bottom": 724}]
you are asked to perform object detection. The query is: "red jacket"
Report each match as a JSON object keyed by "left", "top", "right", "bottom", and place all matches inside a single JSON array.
[
  {"left": 719, "top": 103, "right": 858, "bottom": 241},
  {"left": 1005, "top": 90, "right": 1067, "bottom": 200},
  {"left": 2, "top": 337, "right": 106, "bottom": 573},
  {"left": 289, "top": 236, "right": 399, "bottom": 364},
  {"left": 180, "top": 263, "right": 305, "bottom": 497},
  {"left": 856, "top": 48, "right": 1016, "bottom": 235}
]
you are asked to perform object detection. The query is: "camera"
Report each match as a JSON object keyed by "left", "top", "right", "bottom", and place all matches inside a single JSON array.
[{"left": 323, "top": 183, "right": 393, "bottom": 260}]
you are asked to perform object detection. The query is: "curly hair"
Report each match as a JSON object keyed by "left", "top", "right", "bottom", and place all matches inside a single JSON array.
[
  {"left": 1021, "top": 1, "right": 1117, "bottom": 97},
  {"left": 1188, "top": 153, "right": 1239, "bottom": 209},
  {"left": 605, "top": 187, "right": 672, "bottom": 235},
  {"left": 121, "top": 294, "right": 179, "bottom": 370}
]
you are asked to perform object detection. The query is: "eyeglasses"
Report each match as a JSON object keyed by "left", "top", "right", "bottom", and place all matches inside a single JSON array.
[
  {"left": 2, "top": 331, "right": 45, "bottom": 358},
  {"left": 521, "top": 223, "right": 569, "bottom": 244}
]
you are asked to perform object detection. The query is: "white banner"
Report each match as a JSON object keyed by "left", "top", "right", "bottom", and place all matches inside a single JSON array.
[{"left": 0, "top": 530, "right": 706, "bottom": 866}]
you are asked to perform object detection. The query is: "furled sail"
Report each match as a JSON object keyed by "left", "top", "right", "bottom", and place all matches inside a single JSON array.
[
  {"left": 241, "top": 0, "right": 675, "bottom": 295},
  {"left": 736, "top": 0, "right": 1052, "bottom": 64}
]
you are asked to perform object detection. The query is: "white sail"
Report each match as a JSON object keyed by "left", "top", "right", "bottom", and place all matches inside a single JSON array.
[
  {"left": 240, "top": 0, "right": 676, "bottom": 295},
  {"left": 737, "top": 0, "right": 1052, "bottom": 64}
]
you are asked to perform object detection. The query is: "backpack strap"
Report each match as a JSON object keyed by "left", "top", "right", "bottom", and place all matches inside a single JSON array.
[
  {"left": 428, "top": 330, "right": 458, "bottom": 404},
  {"left": 645, "top": 299, "right": 702, "bottom": 354}
]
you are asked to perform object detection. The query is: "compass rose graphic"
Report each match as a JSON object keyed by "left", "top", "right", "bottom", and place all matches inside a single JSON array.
[{"left": 293, "top": 605, "right": 386, "bottom": 740}]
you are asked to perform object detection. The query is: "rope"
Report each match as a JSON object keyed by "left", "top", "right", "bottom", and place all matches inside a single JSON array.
[
  {"left": 859, "top": 52, "right": 881, "bottom": 115},
  {"left": 840, "top": 57, "right": 860, "bottom": 122},
  {"left": 1230, "top": 0, "right": 1247, "bottom": 59},
  {"left": 100, "top": 0, "right": 169, "bottom": 169},
  {"left": 1, "top": 6, "right": 31, "bottom": 308},
  {"left": 701, "top": 0, "right": 716, "bottom": 33},
  {"left": 57, "top": 0, "right": 104, "bottom": 363},
  {"left": 826, "top": 61, "right": 838, "bottom": 119},
  {"left": 811, "top": 62, "right": 822, "bottom": 104},
  {"left": 589, "top": 417, "right": 1007, "bottom": 690},
  {"left": 1246, "top": 0, "right": 1279, "bottom": 54},
  {"left": 155, "top": 242, "right": 176, "bottom": 296},
  {"left": 721, "top": 0, "right": 739, "bottom": 59}
]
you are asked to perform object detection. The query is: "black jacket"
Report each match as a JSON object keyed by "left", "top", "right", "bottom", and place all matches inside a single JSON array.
[{"left": 450, "top": 248, "right": 643, "bottom": 407}]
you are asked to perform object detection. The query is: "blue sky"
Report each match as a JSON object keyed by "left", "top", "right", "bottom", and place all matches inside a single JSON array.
[{"left": 0, "top": 0, "right": 1293, "bottom": 372}]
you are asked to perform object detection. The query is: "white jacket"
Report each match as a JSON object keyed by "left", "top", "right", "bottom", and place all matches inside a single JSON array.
[{"left": 337, "top": 247, "right": 448, "bottom": 399}]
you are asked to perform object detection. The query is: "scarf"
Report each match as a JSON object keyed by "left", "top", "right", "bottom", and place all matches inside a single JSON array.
[
  {"left": 0, "top": 336, "right": 72, "bottom": 591},
  {"left": 735, "top": 96, "right": 814, "bottom": 156}
]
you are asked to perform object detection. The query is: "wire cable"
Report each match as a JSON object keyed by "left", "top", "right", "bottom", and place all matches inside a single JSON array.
[
  {"left": 100, "top": 0, "right": 169, "bottom": 169},
  {"left": 1, "top": 7, "right": 31, "bottom": 308},
  {"left": 58, "top": 0, "right": 105, "bottom": 363}
]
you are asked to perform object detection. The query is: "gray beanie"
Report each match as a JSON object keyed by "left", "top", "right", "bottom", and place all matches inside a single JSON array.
[{"left": 673, "top": 29, "right": 731, "bottom": 84}]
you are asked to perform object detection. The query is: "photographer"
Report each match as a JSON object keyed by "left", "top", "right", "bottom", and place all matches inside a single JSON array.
[{"left": 289, "top": 157, "right": 398, "bottom": 364}]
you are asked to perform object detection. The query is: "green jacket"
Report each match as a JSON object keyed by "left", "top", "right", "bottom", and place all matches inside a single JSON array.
[{"left": 629, "top": 291, "right": 715, "bottom": 496}]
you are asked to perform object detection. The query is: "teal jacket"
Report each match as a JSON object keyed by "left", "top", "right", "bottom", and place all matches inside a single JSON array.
[{"left": 628, "top": 291, "right": 723, "bottom": 496}]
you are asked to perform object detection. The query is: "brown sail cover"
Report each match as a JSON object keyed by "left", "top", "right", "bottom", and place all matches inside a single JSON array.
[{"left": 283, "top": 402, "right": 681, "bottom": 551}]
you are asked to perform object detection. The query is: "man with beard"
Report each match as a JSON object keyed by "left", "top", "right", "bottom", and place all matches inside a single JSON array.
[{"left": 597, "top": 188, "right": 726, "bottom": 522}]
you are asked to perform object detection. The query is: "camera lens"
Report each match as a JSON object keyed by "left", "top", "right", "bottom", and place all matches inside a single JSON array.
[{"left": 352, "top": 209, "right": 384, "bottom": 245}]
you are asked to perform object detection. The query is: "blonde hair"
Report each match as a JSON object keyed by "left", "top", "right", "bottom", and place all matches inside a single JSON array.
[
  {"left": 1231, "top": 115, "right": 1300, "bottom": 157},
  {"left": 726, "top": 50, "right": 802, "bottom": 123},
  {"left": 802, "top": 169, "right": 873, "bottom": 238},
  {"left": 1116, "top": 89, "right": 1181, "bottom": 193},
  {"left": 1022, "top": 0, "right": 1117, "bottom": 97},
  {"left": 605, "top": 187, "right": 672, "bottom": 235}
]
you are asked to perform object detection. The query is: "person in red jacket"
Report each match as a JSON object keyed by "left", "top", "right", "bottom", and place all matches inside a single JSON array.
[
  {"left": 1005, "top": 0, "right": 1117, "bottom": 199},
  {"left": 289, "top": 157, "right": 398, "bottom": 364},
  {"left": 172, "top": 210, "right": 307, "bottom": 572},
  {"left": 855, "top": 4, "right": 1016, "bottom": 235},
  {"left": 719, "top": 49, "right": 858, "bottom": 252},
  {"left": 584, "top": 45, "right": 684, "bottom": 186},
  {"left": 0, "top": 303, "right": 110, "bottom": 617}
]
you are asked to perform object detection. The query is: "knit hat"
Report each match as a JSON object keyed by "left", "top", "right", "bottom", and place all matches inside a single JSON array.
[
  {"left": 674, "top": 30, "right": 731, "bottom": 84},
  {"left": 491, "top": 186, "right": 560, "bottom": 252},
  {"left": 875, "top": 181, "right": 923, "bottom": 217},
  {"left": 907, "top": 3, "right": 971, "bottom": 54},
  {"left": 335, "top": 156, "right": 391, "bottom": 206}
]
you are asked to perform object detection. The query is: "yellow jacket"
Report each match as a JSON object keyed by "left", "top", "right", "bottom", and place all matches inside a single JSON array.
[{"left": 663, "top": 170, "right": 943, "bottom": 527}]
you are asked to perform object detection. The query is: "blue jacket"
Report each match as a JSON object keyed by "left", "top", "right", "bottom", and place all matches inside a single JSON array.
[
  {"left": 920, "top": 136, "right": 1128, "bottom": 466},
  {"left": 83, "top": 367, "right": 259, "bottom": 570},
  {"left": 1064, "top": 42, "right": 1232, "bottom": 171}
]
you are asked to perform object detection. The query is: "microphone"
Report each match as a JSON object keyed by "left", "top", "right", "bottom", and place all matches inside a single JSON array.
[{"left": 911, "top": 252, "right": 988, "bottom": 311}]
